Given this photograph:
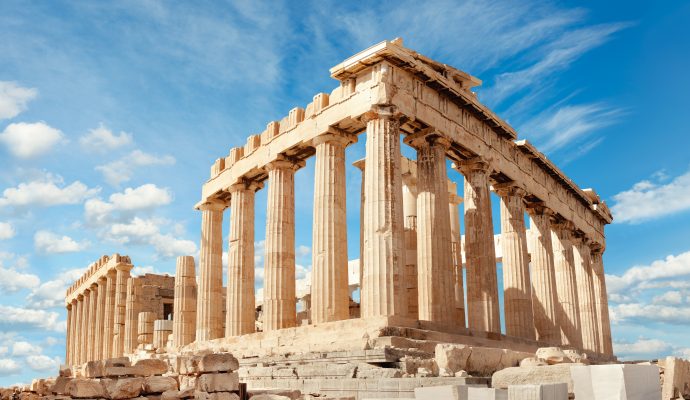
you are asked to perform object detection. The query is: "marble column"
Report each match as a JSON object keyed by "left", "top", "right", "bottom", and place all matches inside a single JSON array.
[
  {"left": 196, "top": 200, "right": 226, "bottom": 341},
  {"left": 496, "top": 184, "right": 535, "bottom": 340},
  {"left": 526, "top": 205, "right": 561, "bottom": 345},
  {"left": 551, "top": 221, "right": 582, "bottom": 349},
  {"left": 412, "top": 135, "right": 455, "bottom": 323},
  {"left": 227, "top": 181, "right": 260, "bottom": 336},
  {"left": 103, "top": 270, "right": 116, "bottom": 358},
  {"left": 590, "top": 244, "right": 613, "bottom": 355},
  {"left": 264, "top": 157, "right": 302, "bottom": 331},
  {"left": 138, "top": 312, "right": 155, "bottom": 346},
  {"left": 361, "top": 107, "right": 407, "bottom": 318},
  {"left": 124, "top": 277, "right": 142, "bottom": 354},
  {"left": 174, "top": 256, "right": 197, "bottom": 347},
  {"left": 402, "top": 174, "right": 418, "bottom": 318},
  {"left": 449, "top": 190, "right": 466, "bottom": 327},
  {"left": 573, "top": 236, "right": 601, "bottom": 353},
  {"left": 112, "top": 263, "right": 132, "bottom": 357},
  {"left": 81, "top": 289, "right": 91, "bottom": 362},
  {"left": 311, "top": 132, "right": 354, "bottom": 324},
  {"left": 353, "top": 159, "right": 365, "bottom": 304},
  {"left": 69, "top": 299, "right": 78, "bottom": 365},
  {"left": 94, "top": 277, "right": 106, "bottom": 361},
  {"left": 87, "top": 283, "right": 98, "bottom": 361},
  {"left": 455, "top": 159, "right": 500, "bottom": 334},
  {"left": 75, "top": 295, "right": 84, "bottom": 364},
  {"left": 65, "top": 303, "right": 73, "bottom": 365}
]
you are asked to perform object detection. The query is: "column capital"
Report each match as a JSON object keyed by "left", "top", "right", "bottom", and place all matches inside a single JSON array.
[
  {"left": 404, "top": 129, "right": 451, "bottom": 150},
  {"left": 89, "top": 282, "right": 98, "bottom": 291},
  {"left": 265, "top": 155, "right": 305, "bottom": 172},
  {"left": 229, "top": 178, "right": 263, "bottom": 193},
  {"left": 312, "top": 128, "right": 357, "bottom": 147},
  {"left": 525, "top": 201, "right": 554, "bottom": 217},
  {"left": 493, "top": 181, "right": 527, "bottom": 198},
  {"left": 352, "top": 158, "right": 365, "bottom": 171},
  {"left": 197, "top": 198, "right": 227, "bottom": 212},
  {"left": 362, "top": 105, "right": 401, "bottom": 123},
  {"left": 452, "top": 156, "right": 492, "bottom": 176},
  {"left": 71, "top": 298, "right": 78, "bottom": 305},
  {"left": 550, "top": 217, "right": 575, "bottom": 237},
  {"left": 106, "top": 268, "right": 117, "bottom": 278},
  {"left": 97, "top": 276, "right": 107, "bottom": 285},
  {"left": 589, "top": 241, "right": 605, "bottom": 254},
  {"left": 449, "top": 193, "right": 463, "bottom": 205},
  {"left": 115, "top": 263, "right": 133, "bottom": 273},
  {"left": 66, "top": 303, "right": 72, "bottom": 310}
]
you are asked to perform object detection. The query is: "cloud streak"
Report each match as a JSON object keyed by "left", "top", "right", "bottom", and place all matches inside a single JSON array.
[{"left": 612, "top": 167, "right": 690, "bottom": 223}]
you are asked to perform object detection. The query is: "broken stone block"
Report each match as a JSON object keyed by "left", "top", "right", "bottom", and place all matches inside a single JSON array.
[
  {"left": 65, "top": 378, "right": 107, "bottom": 398},
  {"left": 571, "top": 364, "right": 661, "bottom": 400},
  {"left": 144, "top": 375, "right": 179, "bottom": 393},
  {"left": 196, "top": 372, "right": 239, "bottom": 392},
  {"left": 103, "top": 377, "right": 144, "bottom": 400},
  {"left": 414, "top": 384, "right": 484, "bottom": 400},
  {"left": 250, "top": 395, "right": 292, "bottom": 400},
  {"left": 104, "top": 357, "right": 131, "bottom": 367},
  {"left": 519, "top": 357, "right": 547, "bottom": 367},
  {"left": 51, "top": 376, "right": 71, "bottom": 395},
  {"left": 179, "top": 355, "right": 202, "bottom": 375},
  {"left": 492, "top": 364, "right": 581, "bottom": 395},
  {"left": 435, "top": 343, "right": 471, "bottom": 374},
  {"left": 58, "top": 365, "right": 72, "bottom": 377},
  {"left": 161, "top": 387, "right": 195, "bottom": 399},
  {"left": 535, "top": 348, "right": 570, "bottom": 365},
  {"left": 467, "top": 347, "right": 505, "bottom": 376},
  {"left": 248, "top": 389, "right": 301, "bottom": 400},
  {"left": 507, "top": 383, "right": 568, "bottom": 400},
  {"left": 83, "top": 360, "right": 104, "bottom": 378},
  {"left": 194, "top": 391, "right": 240, "bottom": 400},
  {"left": 199, "top": 353, "right": 240, "bottom": 373},
  {"left": 104, "top": 365, "right": 138, "bottom": 377},
  {"left": 179, "top": 374, "right": 198, "bottom": 391},
  {"left": 467, "top": 387, "right": 508, "bottom": 400},
  {"left": 134, "top": 358, "right": 169, "bottom": 376}
]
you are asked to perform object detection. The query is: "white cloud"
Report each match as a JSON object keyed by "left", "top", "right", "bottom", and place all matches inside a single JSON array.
[
  {"left": 0, "top": 222, "right": 15, "bottom": 240},
  {"left": 79, "top": 124, "right": 133, "bottom": 151},
  {"left": 85, "top": 184, "right": 173, "bottom": 225},
  {"left": 106, "top": 217, "right": 196, "bottom": 259},
  {"left": 606, "top": 250, "right": 690, "bottom": 295},
  {"left": 0, "top": 305, "right": 63, "bottom": 332},
  {"left": 26, "top": 355, "right": 61, "bottom": 372},
  {"left": 296, "top": 245, "right": 311, "bottom": 258},
  {"left": 0, "top": 81, "right": 37, "bottom": 120},
  {"left": 26, "top": 268, "right": 84, "bottom": 308},
  {"left": 11, "top": 341, "right": 41, "bottom": 357},
  {"left": 0, "top": 122, "right": 65, "bottom": 158},
  {"left": 0, "top": 346, "right": 7, "bottom": 356},
  {"left": 0, "top": 172, "right": 99, "bottom": 208},
  {"left": 0, "top": 358, "right": 21, "bottom": 376},
  {"left": 0, "top": 267, "right": 40, "bottom": 293},
  {"left": 612, "top": 167, "right": 690, "bottom": 223},
  {"left": 610, "top": 302, "right": 690, "bottom": 325},
  {"left": 652, "top": 291, "right": 684, "bottom": 305},
  {"left": 34, "top": 230, "right": 89, "bottom": 254},
  {"left": 96, "top": 150, "right": 175, "bottom": 186},
  {"left": 614, "top": 338, "right": 671, "bottom": 359}
]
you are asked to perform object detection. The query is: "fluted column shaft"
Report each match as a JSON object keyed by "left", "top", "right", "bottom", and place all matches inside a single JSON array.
[
  {"left": 69, "top": 299, "right": 78, "bottom": 365},
  {"left": 353, "top": 159, "right": 366, "bottom": 301},
  {"left": 264, "top": 158, "right": 301, "bottom": 331},
  {"left": 87, "top": 284, "right": 98, "bottom": 361},
  {"left": 551, "top": 222, "right": 582, "bottom": 349},
  {"left": 94, "top": 278, "right": 106, "bottom": 361},
  {"left": 361, "top": 108, "right": 407, "bottom": 318},
  {"left": 413, "top": 135, "right": 455, "bottom": 323},
  {"left": 573, "top": 237, "right": 601, "bottom": 353},
  {"left": 196, "top": 201, "right": 225, "bottom": 341},
  {"left": 124, "top": 277, "right": 142, "bottom": 354},
  {"left": 590, "top": 247, "right": 613, "bottom": 355},
  {"left": 497, "top": 185, "right": 535, "bottom": 340},
  {"left": 103, "top": 270, "right": 116, "bottom": 358},
  {"left": 112, "top": 264, "right": 132, "bottom": 357},
  {"left": 227, "top": 182, "right": 259, "bottom": 336},
  {"left": 402, "top": 176, "right": 418, "bottom": 319},
  {"left": 65, "top": 304, "right": 73, "bottom": 365},
  {"left": 81, "top": 289, "right": 91, "bottom": 363},
  {"left": 174, "top": 256, "right": 197, "bottom": 347},
  {"left": 449, "top": 193, "right": 466, "bottom": 327},
  {"left": 311, "top": 133, "right": 353, "bottom": 324},
  {"left": 75, "top": 296, "right": 84, "bottom": 364},
  {"left": 457, "top": 160, "right": 500, "bottom": 333},
  {"left": 527, "top": 208, "right": 561, "bottom": 345}
]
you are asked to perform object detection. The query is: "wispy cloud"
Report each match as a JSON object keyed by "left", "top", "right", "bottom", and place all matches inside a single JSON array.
[
  {"left": 79, "top": 124, "right": 132, "bottom": 152},
  {"left": 612, "top": 167, "right": 690, "bottom": 223},
  {"left": 33, "top": 230, "right": 89, "bottom": 254},
  {"left": 0, "top": 81, "right": 37, "bottom": 120},
  {"left": 96, "top": 150, "right": 175, "bottom": 187}
]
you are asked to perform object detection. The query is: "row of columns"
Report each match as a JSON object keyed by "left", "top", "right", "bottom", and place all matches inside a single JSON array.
[
  {"left": 65, "top": 264, "right": 131, "bottom": 365},
  {"left": 194, "top": 108, "right": 612, "bottom": 356}
]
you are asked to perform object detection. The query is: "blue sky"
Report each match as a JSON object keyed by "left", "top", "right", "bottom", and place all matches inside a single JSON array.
[{"left": 1, "top": 0, "right": 689, "bottom": 385}]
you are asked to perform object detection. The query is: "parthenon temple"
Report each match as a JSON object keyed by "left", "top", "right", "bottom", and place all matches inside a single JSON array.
[{"left": 60, "top": 39, "right": 620, "bottom": 398}]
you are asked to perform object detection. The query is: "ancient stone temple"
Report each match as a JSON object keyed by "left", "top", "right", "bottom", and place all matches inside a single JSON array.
[{"left": 57, "top": 39, "right": 625, "bottom": 399}]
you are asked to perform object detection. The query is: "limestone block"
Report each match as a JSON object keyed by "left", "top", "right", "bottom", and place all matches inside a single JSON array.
[
  {"left": 414, "top": 384, "right": 483, "bottom": 400},
  {"left": 492, "top": 365, "right": 583, "bottom": 395},
  {"left": 563, "top": 350, "right": 588, "bottom": 364},
  {"left": 248, "top": 389, "right": 301, "bottom": 399},
  {"left": 466, "top": 347, "right": 504, "bottom": 376},
  {"left": 355, "top": 364, "right": 402, "bottom": 379},
  {"left": 104, "top": 357, "right": 132, "bottom": 367},
  {"left": 161, "top": 388, "right": 195, "bottom": 399},
  {"left": 507, "top": 383, "right": 567, "bottom": 400},
  {"left": 251, "top": 395, "right": 291, "bottom": 400},
  {"left": 199, "top": 353, "right": 239, "bottom": 373},
  {"left": 103, "top": 377, "right": 144, "bottom": 400},
  {"left": 51, "top": 377, "right": 71, "bottom": 395},
  {"left": 272, "top": 368, "right": 297, "bottom": 378},
  {"left": 58, "top": 365, "right": 72, "bottom": 377},
  {"left": 571, "top": 364, "right": 661, "bottom": 400},
  {"left": 660, "top": 356, "right": 690, "bottom": 400},
  {"left": 83, "top": 360, "right": 104, "bottom": 378},
  {"left": 467, "top": 387, "right": 508, "bottom": 400},
  {"left": 196, "top": 372, "right": 239, "bottom": 392},
  {"left": 104, "top": 365, "right": 139, "bottom": 377},
  {"left": 65, "top": 378, "right": 107, "bottom": 398},
  {"left": 535, "top": 348, "right": 570, "bottom": 365},
  {"left": 18, "top": 393, "right": 39, "bottom": 400},
  {"left": 134, "top": 358, "right": 169, "bottom": 376},
  {"left": 195, "top": 392, "right": 240, "bottom": 400},
  {"left": 519, "top": 358, "right": 547, "bottom": 367},
  {"left": 144, "top": 376, "right": 179, "bottom": 393},
  {"left": 435, "top": 344, "right": 471, "bottom": 374}
]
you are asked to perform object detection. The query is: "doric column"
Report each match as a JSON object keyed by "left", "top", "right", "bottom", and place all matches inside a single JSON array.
[
  {"left": 124, "top": 277, "right": 142, "bottom": 354},
  {"left": 449, "top": 189, "right": 466, "bottom": 327},
  {"left": 590, "top": 244, "right": 613, "bottom": 355},
  {"left": 65, "top": 303, "right": 73, "bottom": 365},
  {"left": 264, "top": 156, "right": 303, "bottom": 331},
  {"left": 75, "top": 295, "right": 84, "bottom": 364},
  {"left": 69, "top": 299, "right": 78, "bottom": 365},
  {"left": 573, "top": 235, "right": 601, "bottom": 353},
  {"left": 455, "top": 159, "right": 500, "bottom": 334},
  {"left": 526, "top": 205, "right": 561, "bottom": 345},
  {"left": 353, "top": 159, "right": 366, "bottom": 301},
  {"left": 402, "top": 174, "right": 418, "bottom": 319},
  {"left": 87, "top": 283, "right": 98, "bottom": 361},
  {"left": 361, "top": 107, "right": 407, "bottom": 318},
  {"left": 551, "top": 220, "right": 582, "bottom": 349},
  {"left": 174, "top": 256, "right": 197, "bottom": 347},
  {"left": 311, "top": 132, "right": 355, "bottom": 324},
  {"left": 102, "top": 270, "right": 116, "bottom": 358},
  {"left": 495, "top": 183, "right": 535, "bottom": 340},
  {"left": 196, "top": 200, "right": 226, "bottom": 341},
  {"left": 94, "top": 277, "right": 106, "bottom": 361},
  {"left": 138, "top": 312, "right": 155, "bottom": 347},
  {"left": 112, "top": 263, "right": 132, "bottom": 357},
  {"left": 409, "top": 134, "right": 454, "bottom": 323},
  {"left": 226, "top": 180, "right": 261, "bottom": 336},
  {"left": 81, "top": 289, "right": 91, "bottom": 362}
]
